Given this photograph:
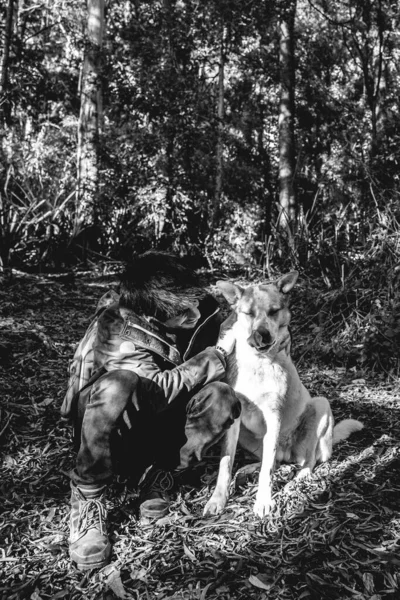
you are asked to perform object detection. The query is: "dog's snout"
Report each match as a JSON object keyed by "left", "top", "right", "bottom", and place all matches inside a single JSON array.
[
  {"left": 248, "top": 327, "right": 272, "bottom": 349},
  {"left": 248, "top": 331, "right": 261, "bottom": 348}
]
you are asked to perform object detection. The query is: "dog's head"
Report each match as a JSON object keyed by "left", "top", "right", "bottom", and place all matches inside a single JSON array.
[{"left": 216, "top": 271, "right": 298, "bottom": 357}]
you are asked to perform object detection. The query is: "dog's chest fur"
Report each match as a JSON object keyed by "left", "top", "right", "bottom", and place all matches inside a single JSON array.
[
  {"left": 225, "top": 322, "right": 289, "bottom": 409},
  {"left": 224, "top": 319, "right": 308, "bottom": 442}
]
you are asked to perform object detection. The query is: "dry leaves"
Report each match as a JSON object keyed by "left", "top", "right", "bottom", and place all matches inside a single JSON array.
[{"left": 0, "top": 272, "right": 399, "bottom": 600}]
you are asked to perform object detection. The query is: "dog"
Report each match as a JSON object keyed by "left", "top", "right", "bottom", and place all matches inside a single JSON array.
[{"left": 179, "top": 271, "right": 363, "bottom": 518}]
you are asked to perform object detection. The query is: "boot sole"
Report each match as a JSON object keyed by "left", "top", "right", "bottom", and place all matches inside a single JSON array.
[{"left": 73, "top": 558, "right": 110, "bottom": 571}]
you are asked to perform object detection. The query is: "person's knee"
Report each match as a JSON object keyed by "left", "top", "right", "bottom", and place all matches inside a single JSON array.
[
  {"left": 89, "top": 370, "right": 141, "bottom": 412},
  {"left": 196, "top": 382, "right": 237, "bottom": 404},
  {"left": 93, "top": 369, "right": 139, "bottom": 391},
  {"left": 186, "top": 382, "right": 241, "bottom": 425},
  {"left": 188, "top": 382, "right": 239, "bottom": 415}
]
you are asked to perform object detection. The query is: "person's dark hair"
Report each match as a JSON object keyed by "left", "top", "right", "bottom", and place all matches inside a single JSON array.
[{"left": 119, "top": 251, "right": 206, "bottom": 320}]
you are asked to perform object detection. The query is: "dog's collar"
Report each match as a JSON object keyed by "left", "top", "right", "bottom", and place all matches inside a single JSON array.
[{"left": 276, "top": 331, "right": 292, "bottom": 356}]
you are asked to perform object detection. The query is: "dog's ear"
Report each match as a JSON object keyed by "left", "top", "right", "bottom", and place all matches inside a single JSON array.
[
  {"left": 232, "top": 399, "right": 242, "bottom": 420},
  {"left": 276, "top": 271, "right": 298, "bottom": 294},
  {"left": 216, "top": 280, "right": 244, "bottom": 305}
]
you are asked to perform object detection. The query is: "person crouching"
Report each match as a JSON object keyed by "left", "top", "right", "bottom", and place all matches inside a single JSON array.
[{"left": 61, "top": 251, "right": 237, "bottom": 570}]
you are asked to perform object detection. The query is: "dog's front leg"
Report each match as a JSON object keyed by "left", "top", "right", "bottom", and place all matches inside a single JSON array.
[
  {"left": 253, "top": 410, "right": 281, "bottom": 518},
  {"left": 203, "top": 417, "right": 241, "bottom": 516}
]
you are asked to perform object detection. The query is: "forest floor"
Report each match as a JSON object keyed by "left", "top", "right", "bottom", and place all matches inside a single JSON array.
[{"left": 0, "top": 269, "right": 399, "bottom": 600}]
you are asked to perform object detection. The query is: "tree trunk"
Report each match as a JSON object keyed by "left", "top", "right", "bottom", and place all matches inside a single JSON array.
[
  {"left": 162, "top": 0, "right": 176, "bottom": 242},
  {"left": 370, "top": 0, "right": 385, "bottom": 160},
  {"left": 278, "top": 0, "right": 297, "bottom": 234},
  {"left": 0, "top": 0, "right": 14, "bottom": 125},
  {"left": 258, "top": 107, "right": 273, "bottom": 239},
  {"left": 76, "top": 0, "right": 104, "bottom": 237},
  {"left": 0, "top": 0, "right": 15, "bottom": 274},
  {"left": 163, "top": 0, "right": 176, "bottom": 67},
  {"left": 213, "top": 25, "right": 225, "bottom": 232}
]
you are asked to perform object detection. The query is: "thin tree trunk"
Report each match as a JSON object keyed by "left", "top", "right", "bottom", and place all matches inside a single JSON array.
[
  {"left": 163, "top": 0, "right": 176, "bottom": 67},
  {"left": 213, "top": 26, "right": 225, "bottom": 231},
  {"left": 0, "top": 0, "right": 15, "bottom": 274},
  {"left": 0, "top": 0, "right": 14, "bottom": 125},
  {"left": 371, "top": 0, "right": 385, "bottom": 160},
  {"left": 149, "top": 0, "right": 178, "bottom": 244},
  {"left": 278, "top": 0, "right": 297, "bottom": 235},
  {"left": 259, "top": 128, "right": 274, "bottom": 241},
  {"left": 76, "top": 0, "right": 104, "bottom": 236}
]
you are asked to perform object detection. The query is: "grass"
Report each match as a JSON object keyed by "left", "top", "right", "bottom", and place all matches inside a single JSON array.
[{"left": 0, "top": 269, "right": 399, "bottom": 600}]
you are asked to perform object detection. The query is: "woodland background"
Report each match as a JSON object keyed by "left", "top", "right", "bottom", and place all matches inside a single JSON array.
[
  {"left": 0, "top": 1, "right": 400, "bottom": 599},
  {"left": 1, "top": 0, "right": 400, "bottom": 371}
]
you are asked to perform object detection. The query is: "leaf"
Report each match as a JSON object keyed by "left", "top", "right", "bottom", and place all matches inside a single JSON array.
[
  {"left": 45, "top": 507, "right": 56, "bottom": 521},
  {"left": 37, "top": 397, "right": 54, "bottom": 407},
  {"left": 3, "top": 455, "right": 16, "bottom": 467},
  {"left": 362, "top": 572, "right": 375, "bottom": 594},
  {"left": 130, "top": 566, "right": 148, "bottom": 582},
  {"left": 248, "top": 574, "right": 272, "bottom": 591},
  {"left": 215, "top": 585, "right": 229, "bottom": 594},
  {"left": 183, "top": 543, "right": 196, "bottom": 561},
  {"left": 199, "top": 582, "right": 213, "bottom": 600},
  {"left": 383, "top": 329, "right": 395, "bottom": 338},
  {"left": 105, "top": 567, "right": 133, "bottom": 599}
]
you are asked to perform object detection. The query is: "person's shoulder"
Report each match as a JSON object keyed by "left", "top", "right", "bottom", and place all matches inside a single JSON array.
[{"left": 97, "top": 297, "right": 124, "bottom": 333}]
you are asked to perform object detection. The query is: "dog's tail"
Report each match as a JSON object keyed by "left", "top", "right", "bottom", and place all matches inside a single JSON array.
[{"left": 333, "top": 419, "right": 363, "bottom": 445}]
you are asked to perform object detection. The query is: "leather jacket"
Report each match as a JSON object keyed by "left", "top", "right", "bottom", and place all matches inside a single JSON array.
[{"left": 61, "top": 290, "right": 226, "bottom": 420}]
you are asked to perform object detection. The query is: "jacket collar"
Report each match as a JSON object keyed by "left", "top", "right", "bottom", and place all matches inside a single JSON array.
[
  {"left": 119, "top": 296, "right": 220, "bottom": 366},
  {"left": 182, "top": 296, "right": 220, "bottom": 360},
  {"left": 120, "top": 311, "right": 182, "bottom": 365}
]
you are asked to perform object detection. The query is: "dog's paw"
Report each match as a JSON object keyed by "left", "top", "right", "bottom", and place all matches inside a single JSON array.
[
  {"left": 203, "top": 495, "right": 227, "bottom": 516},
  {"left": 253, "top": 496, "right": 274, "bottom": 518},
  {"left": 295, "top": 467, "right": 312, "bottom": 481}
]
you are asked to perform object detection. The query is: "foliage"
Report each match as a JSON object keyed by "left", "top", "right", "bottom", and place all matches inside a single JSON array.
[
  {"left": 0, "top": 177, "right": 75, "bottom": 271},
  {"left": 0, "top": 0, "right": 399, "bottom": 369},
  {"left": 2, "top": 0, "right": 399, "bottom": 267}
]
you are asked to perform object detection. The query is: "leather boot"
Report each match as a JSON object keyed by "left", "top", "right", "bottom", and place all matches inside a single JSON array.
[
  {"left": 69, "top": 482, "right": 111, "bottom": 570},
  {"left": 139, "top": 467, "right": 175, "bottom": 524}
]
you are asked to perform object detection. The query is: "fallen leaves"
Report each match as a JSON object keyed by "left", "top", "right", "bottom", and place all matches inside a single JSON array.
[
  {"left": 248, "top": 573, "right": 274, "bottom": 591},
  {"left": 1, "top": 272, "right": 400, "bottom": 599}
]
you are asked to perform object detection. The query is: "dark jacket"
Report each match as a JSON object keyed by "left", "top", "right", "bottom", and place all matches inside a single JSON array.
[{"left": 61, "top": 291, "right": 226, "bottom": 420}]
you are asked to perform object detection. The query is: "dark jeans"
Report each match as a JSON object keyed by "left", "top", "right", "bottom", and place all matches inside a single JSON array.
[{"left": 71, "top": 369, "right": 235, "bottom": 487}]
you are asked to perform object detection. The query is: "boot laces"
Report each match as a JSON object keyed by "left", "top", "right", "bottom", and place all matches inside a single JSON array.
[
  {"left": 141, "top": 468, "right": 175, "bottom": 494},
  {"left": 77, "top": 496, "right": 107, "bottom": 536}
]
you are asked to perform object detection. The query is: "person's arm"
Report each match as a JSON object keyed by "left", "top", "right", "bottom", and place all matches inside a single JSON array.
[{"left": 104, "top": 345, "right": 227, "bottom": 405}]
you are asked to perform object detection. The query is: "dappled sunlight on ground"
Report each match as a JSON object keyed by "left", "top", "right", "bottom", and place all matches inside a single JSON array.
[{"left": 0, "top": 272, "right": 399, "bottom": 599}]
